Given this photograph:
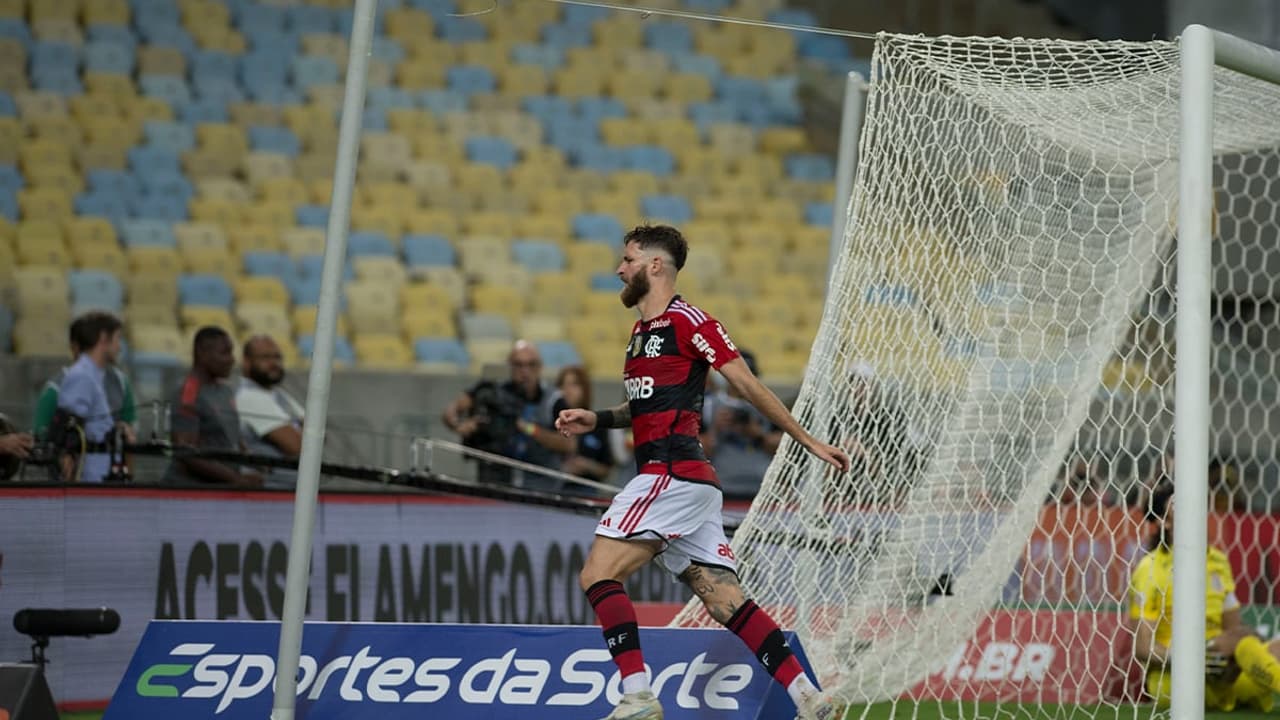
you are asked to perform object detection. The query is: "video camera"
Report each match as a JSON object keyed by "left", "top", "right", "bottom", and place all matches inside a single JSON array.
[{"left": 463, "top": 381, "right": 524, "bottom": 455}]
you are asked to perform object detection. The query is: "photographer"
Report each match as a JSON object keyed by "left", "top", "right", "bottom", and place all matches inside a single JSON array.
[
  {"left": 0, "top": 413, "right": 34, "bottom": 482},
  {"left": 442, "top": 340, "right": 573, "bottom": 491}
]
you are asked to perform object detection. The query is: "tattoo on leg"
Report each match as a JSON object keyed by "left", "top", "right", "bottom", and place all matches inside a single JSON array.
[{"left": 680, "top": 565, "right": 743, "bottom": 623}]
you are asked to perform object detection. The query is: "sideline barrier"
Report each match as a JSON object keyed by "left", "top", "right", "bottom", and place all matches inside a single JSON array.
[{"left": 104, "top": 621, "right": 813, "bottom": 719}]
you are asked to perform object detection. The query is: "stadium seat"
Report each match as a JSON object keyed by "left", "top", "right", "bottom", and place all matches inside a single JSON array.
[
  {"left": 347, "top": 231, "right": 396, "bottom": 258},
  {"left": 353, "top": 333, "right": 413, "bottom": 370},
  {"left": 641, "top": 194, "right": 694, "bottom": 223},
  {"left": 283, "top": 227, "right": 326, "bottom": 257},
  {"left": 292, "top": 306, "right": 348, "bottom": 339},
  {"left": 460, "top": 311, "right": 513, "bottom": 342},
  {"left": 537, "top": 340, "right": 582, "bottom": 369},
  {"left": 519, "top": 314, "right": 567, "bottom": 343},
  {"left": 69, "top": 269, "right": 125, "bottom": 313},
  {"left": 243, "top": 251, "right": 292, "bottom": 278},
  {"left": 511, "top": 239, "right": 565, "bottom": 274},
  {"left": 353, "top": 256, "right": 407, "bottom": 287},
  {"left": 413, "top": 337, "right": 468, "bottom": 373},
  {"left": 346, "top": 281, "right": 400, "bottom": 335},
  {"left": 235, "top": 301, "right": 291, "bottom": 338},
  {"left": 248, "top": 125, "right": 301, "bottom": 157},
  {"left": 572, "top": 213, "right": 625, "bottom": 244},
  {"left": 120, "top": 219, "right": 176, "bottom": 248},
  {"left": 179, "top": 306, "right": 235, "bottom": 334},
  {"left": 235, "top": 276, "right": 289, "bottom": 305},
  {"left": 178, "top": 273, "right": 234, "bottom": 308},
  {"left": 469, "top": 284, "right": 526, "bottom": 327},
  {"left": 402, "top": 309, "right": 456, "bottom": 340},
  {"left": 297, "top": 334, "right": 356, "bottom": 365},
  {"left": 402, "top": 234, "right": 456, "bottom": 268},
  {"left": 465, "top": 136, "right": 518, "bottom": 169},
  {"left": 409, "top": 267, "right": 465, "bottom": 307}
]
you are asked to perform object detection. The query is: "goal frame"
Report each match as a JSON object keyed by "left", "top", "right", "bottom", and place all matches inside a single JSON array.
[{"left": 1174, "top": 24, "right": 1280, "bottom": 720}]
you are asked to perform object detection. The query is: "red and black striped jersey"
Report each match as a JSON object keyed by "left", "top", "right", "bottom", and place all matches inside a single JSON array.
[{"left": 623, "top": 295, "right": 740, "bottom": 486}]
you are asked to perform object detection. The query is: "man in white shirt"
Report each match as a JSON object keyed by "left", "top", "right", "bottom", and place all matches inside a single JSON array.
[{"left": 235, "top": 335, "right": 304, "bottom": 488}]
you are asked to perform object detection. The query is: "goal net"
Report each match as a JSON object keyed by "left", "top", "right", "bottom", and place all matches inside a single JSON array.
[{"left": 674, "top": 32, "right": 1280, "bottom": 716}]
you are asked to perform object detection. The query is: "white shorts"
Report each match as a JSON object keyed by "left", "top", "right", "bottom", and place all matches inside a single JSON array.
[{"left": 596, "top": 472, "right": 738, "bottom": 578}]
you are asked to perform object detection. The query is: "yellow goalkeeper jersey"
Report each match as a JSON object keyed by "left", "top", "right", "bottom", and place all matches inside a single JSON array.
[{"left": 1128, "top": 544, "right": 1239, "bottom": 648}]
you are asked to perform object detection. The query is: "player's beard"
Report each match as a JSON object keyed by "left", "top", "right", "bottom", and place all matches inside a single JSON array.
[{"left": 620, "top": 270, "right": 649, "bottom": 308}]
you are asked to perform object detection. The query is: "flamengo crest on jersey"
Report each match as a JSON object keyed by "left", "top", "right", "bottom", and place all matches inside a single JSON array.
[{"left": 623, "top": 296, "right": 739, "bottom": 486}]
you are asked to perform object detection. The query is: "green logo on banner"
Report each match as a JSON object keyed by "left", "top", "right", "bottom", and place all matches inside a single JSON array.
[{"left": 136, "top": 663, "right": 192, "bottom": 697}]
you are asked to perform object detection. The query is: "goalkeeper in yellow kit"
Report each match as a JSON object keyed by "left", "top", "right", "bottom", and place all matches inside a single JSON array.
[{"left": 1129, "top": 484, "right": 1280, "bottom": 711}]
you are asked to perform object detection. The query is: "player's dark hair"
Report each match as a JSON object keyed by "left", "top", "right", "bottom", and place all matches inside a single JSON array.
[
  {"left": 193, "top": 326, "right": 230, "bottom": 355},
  {"left": 1147, "top": 481, "right": 1175, "bottom": 523},
  {"left": 70, "top": 311, "right": 122, "bottom": 352},
  {"left": 68, "top": 314, "right": 87, "bottom": 353},
  {"left": 624, "top": 224, "right": 688, "bottom": 271}
]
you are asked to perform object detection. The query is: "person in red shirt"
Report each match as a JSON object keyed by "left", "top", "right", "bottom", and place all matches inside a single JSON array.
[{"left": 557, "top": 225, "right": 851, "bottom": 720}]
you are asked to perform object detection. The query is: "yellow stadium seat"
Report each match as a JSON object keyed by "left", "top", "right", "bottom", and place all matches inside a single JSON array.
[
  {"left": 385, "top": 7, "right": 435, "bottom": 45},
  {"left": 235, "top": 301, "right": 292, "bottom": 338},
  {"left": 519, "top": 314, "right": 566, "bottom": 343},
  {"left": 30, "top": 114, "right": 81, "bottom": 147},
  {"left": 353, "top": 256, "right": 407, "bottom": 287},
  {"left": 707, "top": 123, "right": 757, "bottom": 158},
  {"left": 0, "top": 63, "right": 24, "bottom": 96},
  {"left": 291, "top": 306, "right": 348, "bottom": 338},
  {"left": 403, "top": 208, "right": 458, "bottom": 236},
  {"left": 193, "top": 26, "right": 245, "bottom": 54},
  {"left": 552, "top": 67, "right": 607, "bottom": 98},
  {"left": 183, "top": 247, "right": 237, "bottom": 279},
  {"left": 83, "top": 73, "right": 136, "bottom": 103},
  {"left": 748, "top": 199, "right": 803, "bottom": 227},
  {"left": 131, "top": 324, "right": 185, "bottom": 359},
  {"left": 387, "top": 109, "right": 437, "bottom": 135},
  {"left": 568, "top": 316, "right": 628, "bottom": 354},
  {"left": 402, "top": 308, "right": 456, "bottom": 340},
  {"left": 593, "top": 16, "right": 642, "bottom": 47},
  {"left": 514, "top": 213, "right": 570, "bottom": 242},
  {"left": 307, "top": 178, "right": 333, "bottom": 206},
  {"left": 456, "top": 40, "right": 505, "bottom": 68},
  {"left": 714, "top": 174, "right": 768, "bottom": 200},
  {"left": 350, "top": 204, "right": 406, "bottom": 239},
  {"left": 257, "top": 176, "right": 308, "bottom": 205},
  {"left": 78, "top": 143, "right": 128, "bottom": 171},
  {"left": 650, "top": 118, "right": 700, "bottom": 152},
  {"left": 26, "top": 164, "right": 83, "bottom": 196},
  {"left": 619, "top": 48, "right": 670, "bottom": 74},
  {"left": 406, "top": 39, "right": 456, "bottom": 67},
  {"left": 358, "top": 181, "right": 417, "bottom": 209},
  {"left": 499, "top": 65, "right": 549, "bottom": 96},
  {"left": 294, "top": 152, "right": 338, "bottom": 183},
  {"left": 73, "top": 242, "right": 128, "bottom": 276},
  {"left": 581, "top": 290, "right": 633, "bottom": 319},
  {"left": 471, "top": 264, "right": 532, "bottom": 297},
  {"left": 464, "top": 337, "right": 515, "bottom": 374},
  {"left": 560, "top": 169, "right": 609, "bottom": 195},
  {"left": 459, "top": 211, "right": 511, "bottom": 239},
  {"left": 242, "top": 201, "right": 296, "bottom": 229},
  {"left": 528, "top": 271, "right": 582, "bottom": 316},
  {"left": 18, "top": 187, "right": 72, "bottom": 221},
  {"left": 411, "top": 267, "right": 465, "bottom": 307},
  {"left": 506, "top": 163, "right": 559, "bottom": 196},
  {"left": 82, "top": 116, "right": 141, "bottom": 151},
  {"left": 183, "top": 149, "right": 239, "bottom": 180},
  {"left": 229, "top": 225, "right": 284, "bottom": 255},
  {"left": 0, "top": 118, "right": 17, "bottom": 163},
  {"left": 346, "top": 281, "right": 400, "bottom": 334},
  {"left": 360, "top": 133, "right": 412, "bottom": 171},
  {"left": 354, "top": 334, "right": 413, "bottom": 370},
  {"left": 599, "top": 117, "right": 648, "bottom": 147},
  {"left": 469, "top": 284, "right": 526, "bottom": 327},
  {"left": 677, "top": 147, "right": 732, "bottom": 177},
  {"left": 127, "top": 304, "right": 179, "bottom": 328},
  {"left": 758, "top": 127, "right": 809, "bottom": 155},
  {"left": 565, "top": 243, "right": 615, "bottom": 275},
  {"left": 609, "top": 171, "right": 661, "bottom": 198},
  {"left": 0, "top": 35, "right": 23, "bottom": 63},
  {"left": 732, "top": 154, "right": 784, "bottom": 183},
  {"left": 474, "top": 188, "right": 530, "bottom": 215},
  {"left": 300, "top": 32, "right": 346, "bottom": 64},
  {"left": 694, "top": 196, "right": 745, "bottom": 222},
  {"left": 19, "top": 138, "right": 72, "bottom": 172},
  {"left": 679, "top": 246, "right": 723, "bottom": 292},
  {"left": 127, "top": 273, "right": 179, "bottom": 306},
  {"left": 229, "top": 102, "right": 282, "bottom": 129},
  {"left": 401, "top": 282, "right": 456, "bottom": 314},
  {"left": 492, "top": 111, "right": 543, "bottom": 150},
  {"left": 234, "top": 276, "right": 288, "bottom": 305},
  {"left": 16, "top": 91, "right": 67, "bottom": 123},
  {"left": 457, "top": 235, "right": 509, "bottom": 274},
  {"left": 64, "top": 214, "right": 117, "bottom": 249},
  {"left": 664, "top": 73, "right": 714, "bottom": 103},
  {"left": 181, "top": 307, "right": 234, "bottom": 330},
  {"left": 71, "top": 93, "right": 121, "bottom": 123},
  {"left": 14, "top": 319, "right": 69, "bottom": 357},
  {"left": 16, "top": 235, "right": 70, "bottom": 269},
  {"left": 587, "top": 193, "right": 637, "bottom": 223},
  {"left": 190, "top": 197, "right": 245, "bottom": 227},
  {"left": 450, "top": 163, "right": 503, "bottom": 196},
  {"left": 82, "top": 0, "right": 130, "bottom": 25},
  {"left": 531, "top": 188, "right": 586, "bottom": 216},
  {"left": 14, "top": 265, "right": 69, "bottom": 310},
  {"left": 283, "top": 227, "right": 326, "bottom": 257},
  {"left": 409, "top": 133, "right": 463, "bottom": 163},
  {"left": 196, "top": 122, "right": 248, "bottom": 154},
  {"left": 356, "top": 160, "right": 400, "bottom": 185},
  {"left": 124, "top": 96, "right": 173, "bottom": 125},
  {"left": 174, "top": 221, "right": 227, "bottom": 254},
  {"left": 241, "top": 152, "right": 294, "bottom": 188},
  {"left": 283, "top": 105, "right": 333, "bottom": 136}
]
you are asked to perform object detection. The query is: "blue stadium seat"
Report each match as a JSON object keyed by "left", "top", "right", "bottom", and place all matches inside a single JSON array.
[
  {"left": 624, "top": 146, "right": 675, "bottom": 176},
  {"left": 178, "top": 97, "right": 230, "bottom": 124},
  {"left": 244, "top": 251, "right": 293, "bottom": 278},
  {"left": 135, "top": 194, "right": 188, "bottom": 221},
  {"left": 30, "top": 41, "right": 78, "bottom": 74},
  {"left": 540, "top": 23, "right": 593, "bottom": 49},
  {"left": 287, "top": 275, "right": 322, "bottom": 305},
  {"left": 766, "top": 8, "right": 820, "bottom": 27},
  {"left": 132, "top": 0, "right": 181, "bottom": 24},
  {"left": 299, "top": 334, "right": 356, "bottom": 364},
  {"left": 179, "top": 274, "right": 234, "bottom": 308},
  {"left": 69, "top": 270, "right": 125, "bottom": 313},
  {"left": 522, "top": 95, "right": 574, "bottom": 123},
  {"left": 413, "top": 338, "right": 468, "bottom": 368},
  {"left": 75, "top": 193, "right": 132, "bottom": 223},
  {"left": 446, "top": 65, "right": 496, "bottom": 96},
  {"left": 670, "top": 52, "right": 721, "bottom": 79},
  {"left": 511, "top": 43, "right": 563, "bottom": 71},
  {"left": 243, "top": 33, "right": 299, "bottom": 60},
  {"left": 291, "top": 56, "right": 339, "bottom": 90},
  {"left": 418, "top": 90, "right": 468, "bottom": 114},
  {"left": 684, "top": 0, "right": 731, "bottom": 10},
  {"left": 138, "top": 169, "right": 194, "bottom": 198},
  {"left": 129, "top": 146, "right": 181, "bottom": 175},
  {"left": 296, "top": 205, "right": 329, "bottom": 228},
  {"left": 435, "top": 16, "right": 486, "bottom": 42},
  {"left": 247, "top": 82, "right": 301, "bottom": 106},
  {"left": 589, "top": 272, "right": 620, "bottom": 291},
  {"left": 402, "top": 234, "right": 456, "bottom": 268},
  {"left": 716, "top": 76, "right": 770, "bottom": 105},
  {"left": 644, "top": 22, "right": 693, "bottom": 53},
  {"left": 120, "top": 219, "right": 177, "bottom": 247},
  {"left": 0, "top": 194, "right": 14, "bottom": 221},
  {"left": 368, "top": 87, "right": 415, "bottom": 110},
  {"left": 287, "top": 5, "right": 336, "bottom": 34},
  {"left": 570, "top": 144, "right": 625, "bottom": 173},
  {"left": 805, "top": 202, "right": 833, "bottom": 227},
  {"left": 191, "top": 50, "right": 237, "bottom": 83},
  {"left": 143, "top": 120, "right": 196, "bottom": 153},
  {"left": 511, "top": 240, "right": 565, "bottom": 273},
  {"left": 537, "top": 340, "right": 582, "bottom": 369},
  {"left": 547, "top": 117, "right": 599, "bottom": 152},
  {"left": 641, "top": 194, "right": 693, "bottom": 224},
  {"left": 294, "top": 255, "right": 355, "bottom": 282},
  {"left": 0, "top": 165, "right": 21, "bottom": 192},
  {"left": 572, "top": 213, "right": 625, "bottom": 244},
  {"left": 688, "top": 101, "right": 738, "bottom": 133},
  {"left": 561, "top": 3, "right": 611, "bottom": 24},
  {"left": 359, "top": 106, "right": 388, "bottom": 131},
  {"left": 84, "top": 41, "right": 134, "bottom": 75},
  {"left": 336, "top": 7, "right": 387, "bottom": 40},
  {"left": 576, "top": 97, "right": 626, "bottom": 122},
  {"left": 137, "top": 22, "right": 196, "bottom": 55},
  {"left": 140, "top": 74, "right": 192, "bottom": 106},
  {"left": 798, "top": 34, "right": 852, "bottom": 64},
  {"left": 248, "top": 126, "right": 300, "bottom": 156},
  {"left": 347, "top": 231, "right": 395, "bottom": 258},
  {"left": 465, "top": 136, "right": 518, "bottom": 170},
  {"left": 236, "top": 4, "right": 287, "bottom": 33},
  {"left": 33, "top": 70, "right": 83, "bottom": 94},
  {"left": 409, "top": 0, "right": 456, "bottom": 17},
  {"left": 88, "top": 169, "right": 140, "bottom": 200},
  {"left": 0, "top": 92, "right": 14, "bottom": 117},
  {"left": 371, "top": 37, "right": 405, "bottom": 65},
  {"left": 87, "top": 24, "right": 138, "bottom": 48},
  {"left": 0, "top": 18, "right": 33, "bottom": 44},
  {"left": 786, "top": 153, "right": 835, "bottom": 181}
]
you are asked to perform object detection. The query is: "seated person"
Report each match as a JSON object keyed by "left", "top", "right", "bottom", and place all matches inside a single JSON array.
[
  {"left": 1129, "top": 483, "right": 1280, "bottom": 712},
  {"left": 163, "top": 327, "right": 263, "bottom": 488},
  {"left": 555, "top": 365, "right": 619, "bottom": 491},
  {"left": 236, "top": 334, "right": 305, "bottom": 488}
]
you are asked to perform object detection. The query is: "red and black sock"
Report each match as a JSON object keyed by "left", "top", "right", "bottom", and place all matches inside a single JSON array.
[
  {"left": 726, "top": 599, "right": 805, "bottom": 688},
  {"left": 586, "top": 579, "right": 646, "bottom": 680}
]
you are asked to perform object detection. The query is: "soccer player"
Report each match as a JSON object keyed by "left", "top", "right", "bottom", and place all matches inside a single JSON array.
[
  {"left": 1129, "top": 483, "right": 1280, "bottom": 711},
  {"left": 556, "top": 225, "right": 852, "bottom": 720}
]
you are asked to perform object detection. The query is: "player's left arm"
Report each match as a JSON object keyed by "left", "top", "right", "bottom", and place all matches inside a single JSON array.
[{"left": 718, "top": 358, "right": 849, "bottom": 472}]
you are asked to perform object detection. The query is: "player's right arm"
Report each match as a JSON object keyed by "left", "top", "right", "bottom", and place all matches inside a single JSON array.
[
  {"left": 556, "top": 402, "right": 630, "bottom": 436},
  {"left": 1129, "top": 556, "right": 1169, "bottom": 665}
]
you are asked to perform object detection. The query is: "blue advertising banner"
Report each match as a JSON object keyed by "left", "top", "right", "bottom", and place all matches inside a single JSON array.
[{"left": 105, "top": 621, "right": 814, "bottom": 719}]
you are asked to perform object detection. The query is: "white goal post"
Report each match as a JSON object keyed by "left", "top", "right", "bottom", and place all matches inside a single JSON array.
[{"left": 671, "top": 24, "right": 1280, "bottom": 720}]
